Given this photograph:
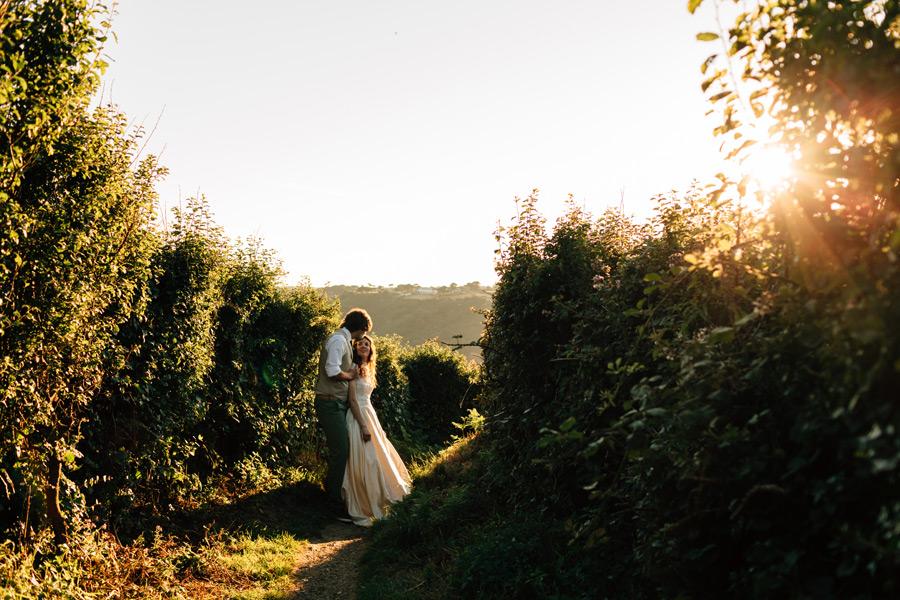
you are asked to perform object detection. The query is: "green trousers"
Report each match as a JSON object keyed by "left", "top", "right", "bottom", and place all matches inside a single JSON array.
[{"left": 315, "top": 397, "right": 349, "bottom": 504}]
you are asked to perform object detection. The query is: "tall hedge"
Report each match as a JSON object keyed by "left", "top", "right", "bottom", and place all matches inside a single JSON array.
[
  {"left": 0, "top": 0, "right": 342, "bottom": 543},
  {"left": 0, "top": 0, "right": 160, "bottom": 544},
  {"left": 467, "top": 1, "right": 900, "bottom": 597},
  {"left": 401, "top": 340, "right": 480, "bottom": 446},
  {"left": 78, "top": 204, "right": 341, "bottom": 527}
]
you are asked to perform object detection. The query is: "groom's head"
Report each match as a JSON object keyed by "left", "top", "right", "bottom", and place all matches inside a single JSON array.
[{"left": 341, "top": 308, "right": 372, "bottom": 339}]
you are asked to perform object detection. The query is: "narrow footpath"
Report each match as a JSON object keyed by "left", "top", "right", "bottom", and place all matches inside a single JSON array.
[{"left": 290, "top": 521, "right": 368, "bottom": 599}]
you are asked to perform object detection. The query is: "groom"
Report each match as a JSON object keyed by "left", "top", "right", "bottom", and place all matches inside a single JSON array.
[{"left": 315, "top": 308, "right": 372, "bottom": 521}]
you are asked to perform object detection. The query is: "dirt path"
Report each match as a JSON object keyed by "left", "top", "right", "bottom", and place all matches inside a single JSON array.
[{"left": 290, "top": 521, "right": 369, "bottom": 599}]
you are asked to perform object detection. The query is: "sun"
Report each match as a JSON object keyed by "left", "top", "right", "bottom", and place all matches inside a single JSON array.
[{"left": 741, "top": 144, "right": 795, "bottom": 190}]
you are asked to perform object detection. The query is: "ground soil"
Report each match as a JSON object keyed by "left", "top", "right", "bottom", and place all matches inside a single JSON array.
[{"left": 290, "top": 521, "right": 369, "bottom": 599}]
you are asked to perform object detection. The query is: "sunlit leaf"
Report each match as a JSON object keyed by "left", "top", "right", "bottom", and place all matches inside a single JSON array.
[
  {"left": 687, "top": 0, "right": 704, "bottom": 14},
  {"left": 697, "top": 32, "right": 719, "bottom": 41},
  {"left": 708, "top": 326, "right": 735, "bottom": 343},
  {"left": 735, "top": 312, "right": 759, "bottom": 327}
]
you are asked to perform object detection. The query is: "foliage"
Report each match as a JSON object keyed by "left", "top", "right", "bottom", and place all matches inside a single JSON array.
[
  {"left": 364, "top": 2, "right": 900, "bottom": 597},
  {"left": 13, "top": 0, "right": 900, "bottom": 597},
  {"left": 78, "top": 203, "right": 340, "bottom": 529},
  {"left": 200, "top": 237, "right": 338, "bottom": 479},
  {"left": 0, "top": 481, "right": 328, "bottom": 600},
  {"left": 366, "top": 334, "right": 415, "bottom": 449},
  {"left": 79, "top": 198, "right": 227, "bottom": 514},
  {"left": 0, "top": 0, "right": 161, "bottom": 545},
  {"left": 400, "top": 340, "right": 480, "bottom": 445},
  {"left": 0, "top": 0, "right": 110, "bottom": 191},
  {"left": 0, "top": 0, "right": 493, "bottom": 595},
  {"left": 451, "top": 408, "right": 485, "bottom": 442}
]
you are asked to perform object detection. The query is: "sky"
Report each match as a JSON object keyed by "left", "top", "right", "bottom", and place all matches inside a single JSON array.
[{"left": 98, "top": 0, "right": 737, "bottom": 288}]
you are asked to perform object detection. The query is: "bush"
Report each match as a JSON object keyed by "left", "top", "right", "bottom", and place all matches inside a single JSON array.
[
  {"left": 368, "top": 335, "right": 414, "bottom": 447},
  {"left": 0, "top": 0, "right": 160, "bottom": 543},
  {"left": 401, "top": 341, "right": 480, "bottom": 445},
  {"left": 79, "top": 211, "right": 340, "bottom": 525}
]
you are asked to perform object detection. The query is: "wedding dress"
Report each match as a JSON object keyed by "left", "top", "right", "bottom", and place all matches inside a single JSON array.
[{"left": 341, "top": 377, "right": 412, "bottom": 526}]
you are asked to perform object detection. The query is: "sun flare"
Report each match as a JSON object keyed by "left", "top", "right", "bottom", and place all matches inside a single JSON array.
[{"left": 742, "top": 145, "right": 795, "bottom": 190}]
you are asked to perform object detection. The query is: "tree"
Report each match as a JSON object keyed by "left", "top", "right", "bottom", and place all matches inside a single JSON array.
[
  {"left": 0, "top": 0, "right": 160, "bottom": 545},
  {"left": 695, "top": 0, "right": 900, "bottom": 267}
]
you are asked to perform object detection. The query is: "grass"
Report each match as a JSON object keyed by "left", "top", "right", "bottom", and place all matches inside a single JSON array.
[
  {"left": 1, "top": 439, "right": 457, "bottom": 599},
  {"left": 0, "top": 467, "right": 331, "bottom": 600},
  {"left": 357, "top": 432, "right": 488, "bottom": 600},
  {"left": 174, "top": 473, "right": 330, "bottom": 600},
  {"left": 220, "top": 532, "right": 308, "bottom": 580},
  {"left": 216, "top": 532, "right": 309, "bottom": 600}
]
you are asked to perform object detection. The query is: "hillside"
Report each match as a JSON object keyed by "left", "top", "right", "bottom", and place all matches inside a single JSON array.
[{"left": 319, "top": 284, "right": 493, "bottom": 363}]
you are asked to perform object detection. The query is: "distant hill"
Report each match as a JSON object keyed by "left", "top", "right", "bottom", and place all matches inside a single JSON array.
[{"left": 319, "top": 284, "right": 493, "bottom": 363}]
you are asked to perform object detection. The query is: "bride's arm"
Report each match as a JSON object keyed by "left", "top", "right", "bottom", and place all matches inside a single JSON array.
[{"left": 347, "top": 378, "right": 372, "bottom": 443}]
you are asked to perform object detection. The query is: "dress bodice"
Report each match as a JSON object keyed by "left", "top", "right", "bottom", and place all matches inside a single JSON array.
[{"left": 355, "top": 377, "right": 374, "bottom": 405}]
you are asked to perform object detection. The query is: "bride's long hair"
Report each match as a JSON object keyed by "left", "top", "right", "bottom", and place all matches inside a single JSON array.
[{"left": 353, "top": 335, "right": 377, "bottom": 386}]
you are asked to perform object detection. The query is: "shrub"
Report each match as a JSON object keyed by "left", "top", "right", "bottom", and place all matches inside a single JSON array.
[
  {"left": 368, "top": 335, "right": 416, "bottom": 449},
  {"left": 401, "top": 341, "right": 480, "bottom": 445},
  {"left": 0, "top": 0, "right": 160, "bottom": 543}
]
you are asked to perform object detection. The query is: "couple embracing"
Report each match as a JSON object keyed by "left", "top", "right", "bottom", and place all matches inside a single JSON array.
[{"left": 314, "top": 308, "right": 412, "bottom": 526}]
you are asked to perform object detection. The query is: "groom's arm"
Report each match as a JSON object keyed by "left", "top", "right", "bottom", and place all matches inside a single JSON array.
[
  {"left": 329, "top": 364, "right": 359, "bottom": 381},
  {"left": 324, "top": 335, "right": 359, "bottom": 381}
]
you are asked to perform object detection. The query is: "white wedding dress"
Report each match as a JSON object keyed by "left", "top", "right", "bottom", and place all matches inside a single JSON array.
[{"left": 341, "top": 377, "right": 412, "bottom": 526}]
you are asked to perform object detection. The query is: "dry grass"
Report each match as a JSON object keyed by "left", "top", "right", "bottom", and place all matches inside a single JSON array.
[{"left": 1, "top": 477, "right": 336, "bottom": 599}]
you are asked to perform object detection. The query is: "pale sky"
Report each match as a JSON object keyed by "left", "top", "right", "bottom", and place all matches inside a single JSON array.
[{"left": 99, "top": 0, "right": 734, "bottom": 288}]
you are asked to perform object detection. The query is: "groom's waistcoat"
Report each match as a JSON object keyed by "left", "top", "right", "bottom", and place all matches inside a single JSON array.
[{"left": 315, "top": 329, "right": 353, "bottom": 403}]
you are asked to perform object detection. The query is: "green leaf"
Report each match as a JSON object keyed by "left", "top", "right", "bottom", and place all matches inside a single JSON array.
[
  {"left": 696, "top": 32, "right": 719, "bottom": 42},
  {"left": 734, "top": 312, "right": 759, "bottom": 327},
  {"left": 560, "top": 416, "right": 577, "bottom": 432},
  {"left": 708, "top": 326, "right": 735, "bottom": 344},
  {"left": 687, "top": 0, "right": 704, "bottom": 14}
]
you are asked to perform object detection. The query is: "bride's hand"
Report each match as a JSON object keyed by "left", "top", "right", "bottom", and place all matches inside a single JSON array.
[{"left": 361, "top": 427, "right": 372, "bottom": 443}]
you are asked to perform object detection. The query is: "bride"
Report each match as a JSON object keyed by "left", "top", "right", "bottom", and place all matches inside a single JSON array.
[{"left": 341, "top": 335, "right": 412, "bottom": 526}]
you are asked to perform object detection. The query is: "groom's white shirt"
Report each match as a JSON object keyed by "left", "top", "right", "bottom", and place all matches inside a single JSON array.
[{"left": 323, "top": 327, "right": 352, "bottom": 378}]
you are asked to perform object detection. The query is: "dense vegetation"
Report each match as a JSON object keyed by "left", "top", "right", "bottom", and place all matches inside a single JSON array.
[
  {"left": 361, "top": 1, "right": 900, "bottom": 598},
  {"left": 3, "top": 0, "right": 899, "bottom": 598},
  {"left": 0, "top": 2, "right": 477, "bottom": 596}
]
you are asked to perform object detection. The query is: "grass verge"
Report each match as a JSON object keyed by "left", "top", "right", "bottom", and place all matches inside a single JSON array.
[
  {"left": 1, "top": 469, "right": 330, "bottom": 599},
  {"left": 357, "top": 431, "right": 488, "bottom": 600}
]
